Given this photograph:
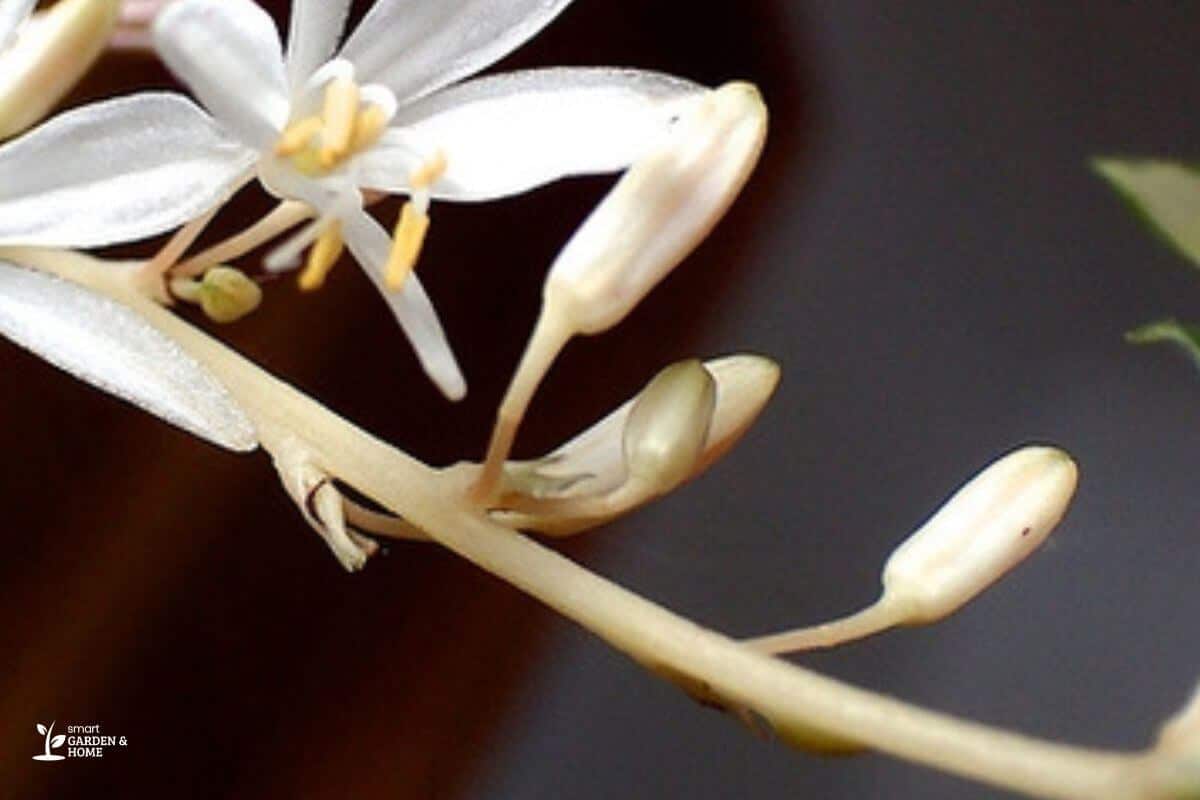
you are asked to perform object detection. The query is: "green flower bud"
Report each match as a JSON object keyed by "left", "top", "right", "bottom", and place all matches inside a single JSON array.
[
  {"left": 193, "top": 266, "right": 262, "bottom": 324},
  {"left": 622, "top": 359, "right": 717, "bottom": 495}
]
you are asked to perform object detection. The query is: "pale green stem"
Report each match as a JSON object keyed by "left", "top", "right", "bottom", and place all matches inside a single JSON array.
[
  {"left": 744, "top": 598, "right": 902, "bottom": 654},
  {"left": 5, "top": 245, "right": 1160, "bottom": 800},
  {"left": 473, "top": 306, "right": 573, "bottom": 502}
]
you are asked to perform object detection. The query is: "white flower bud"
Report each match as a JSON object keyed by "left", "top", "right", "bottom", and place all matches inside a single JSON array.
[
  {"left": 0, "top": 0, "right": 121, "bottom": 139},
  {"left": 543, "top": 81, "right": 768, "bottom": 335},
  {"left": 747, "top": 446, "right": 1078, "bottom": 655},
  {"left": 881, "top": 446, "right": 1078, "bottom": 624},
  {"left": 622, "top": 359, "right": 717, "bottom": 495}
]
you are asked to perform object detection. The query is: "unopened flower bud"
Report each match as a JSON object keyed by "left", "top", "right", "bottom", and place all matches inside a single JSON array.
[
  {"left": 171, "top": 266, "right": 262, "bottom": 324},
  {"left": 0, "top": 0, "right": 121, "bottom": 139},
  {"left": 881, "top": 446, "right": 1078, "bottom": 624},
  {"left": 623, "top": 359, "right": 717, "bottom": 495},
  {"left": 494, "top": 356, "right": 775, "bottom": 536},
  {"left": 544, "top": 81, "right": 768, "bottom": 335},
  {"left": 748, "top": 446, "right": 1079, "bottom": 655}
]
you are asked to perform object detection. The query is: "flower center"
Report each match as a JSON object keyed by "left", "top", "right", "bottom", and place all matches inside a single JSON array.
[
  {"left": 274, "top": 76, "right": 388, "bottom": 176},
  {"left": 270, "top": 63, "right": 449, "bottom": 294}
]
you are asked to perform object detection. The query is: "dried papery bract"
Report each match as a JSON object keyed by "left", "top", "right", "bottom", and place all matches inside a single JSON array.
[
  {"left": 494, "top": 355, "right": 777, "bottom": 536},
  {"left": 0, "top": 0, "right": 121, "bottom": 138},
  {"left": 272, "top": 438, "right": 377, "bottom": 572},
  {"left": 474, "top": 81, "right": 769, "bottom": 500},
  {"left": 747, "top": 446, "right": 1078, "bottom": 654}
]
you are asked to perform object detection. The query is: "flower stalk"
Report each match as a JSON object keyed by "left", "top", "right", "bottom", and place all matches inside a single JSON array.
[{"left": 5, "top": 244, "right": 1170, "bottom": 800}]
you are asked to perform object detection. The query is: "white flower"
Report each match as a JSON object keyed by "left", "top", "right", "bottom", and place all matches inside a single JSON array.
[{"left": 0, "top": 0, "right": 704, "bottom": 400}]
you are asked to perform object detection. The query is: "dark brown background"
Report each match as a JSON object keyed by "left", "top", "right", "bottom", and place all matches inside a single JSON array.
[{"left": 5, "top": 2, "right": 1200, "bottom": 799}]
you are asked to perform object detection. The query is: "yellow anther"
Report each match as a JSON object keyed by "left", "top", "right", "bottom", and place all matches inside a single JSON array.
[
  {"left": 275, "top": 116, "right": 323, "bottom": 156},
  {"left": 299, "top": 221, "right": 345, "bottom": 292},
  {"left": 320, "top": 78, "right": 361, "bottom": 167},
  {"left": 349, "top": 105, "right": 389, "bottom": 154},
  {"left": 385, "top": 202, "right": 430, "bottom": 290},
  {"left": 410, "top": 150, "right": 448, "bottom": 190}
]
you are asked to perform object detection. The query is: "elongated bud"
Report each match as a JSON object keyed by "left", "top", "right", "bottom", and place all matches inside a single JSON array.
[
  {"left": 0, "top": 0, "right": 121, "bottom": 139},
  {"left": 881, "top": 446, "right": 1078, "bottom": 624},
  {"left": 544, "top": 81, "right": 768, "bottom": 335},
  {"left": 623, "top": 359, "right": 717, "bottom": 495}
]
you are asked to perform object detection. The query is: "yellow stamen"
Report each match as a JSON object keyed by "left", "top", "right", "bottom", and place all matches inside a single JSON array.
[
  {"left": 299, "top": 221, "right": 344, "bottom": 292},
  {"left": 320, "top": 78, "right": 360, "bottom": 167},
  {"left": 275, "top": 116, "right": 323, "bottom": 156},
  {"left": 349, "top": 105, "right": 389, "bottom": 154},
  {"left": 385, "top": 202, "right": 430, "bottom": 290},
  {"left": 410, "top": 150, "right": 448, "bottom": 190}
]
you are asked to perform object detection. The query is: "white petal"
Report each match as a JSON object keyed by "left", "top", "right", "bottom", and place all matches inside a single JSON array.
[
  {"left": 154, "top": 0, "right": 289, "bottom": 148},
  {"left": 285, "top": 0, "right": 352, "bottom": 95},
  {"left": 0, "top": 0, "right": 34, "bottom": 49},
  {"left": 340, "top": 0, "right": 575, "bottom": 104},
  {"left": 0, "top": 260, "right": 257, "bottom": 451},
  {"left": 340, "top": 208, "right": 466, "bottom": 401},
  {"left": 357, "top": 68, "right": 703, "bottom": 201},
  {"left": 0, "top": 93, "right": 255, "bottom": 248}
]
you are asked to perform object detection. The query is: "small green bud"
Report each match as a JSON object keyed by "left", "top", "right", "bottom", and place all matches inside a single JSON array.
[
  {"left": 178, "top": 266, "right": 262, "bottom": 324},
  {"left": 622, "top": 359, "right": 717, "bottom": 495}
]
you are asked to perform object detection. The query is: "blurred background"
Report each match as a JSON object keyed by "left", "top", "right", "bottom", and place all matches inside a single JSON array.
[{"left": 4, "top": 1, "right": 1200, "bottom": 798}]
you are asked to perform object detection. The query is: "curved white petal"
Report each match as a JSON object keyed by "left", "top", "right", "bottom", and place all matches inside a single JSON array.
[
  {"left": 0, "top": 94, "right": 255, "bottom": 248},
  {"left": 0, "top": 0, "right": 34, "bottom": 49},
  {"left": 154, "top": 0, "right": 289, "bottom": 148},
  {"left": 340, "top": 208, "right": 466, "bottom": 401},
  {"left": 0, "top": 260, "right": 258, "bottom": 451},
  {"left": 286, "top": 0, "right": 352, "bottom": 95},
  {"left": 357, "top": 68, "right": 704, "bottom": 201},
  {"left": 340, "top": 0, "right": 575, "bottom": 104}
]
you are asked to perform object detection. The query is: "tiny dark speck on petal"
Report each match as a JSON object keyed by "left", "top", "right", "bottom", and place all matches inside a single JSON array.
[{"left": 1021, "top": 527, "right": 1031, "bottom": 537}]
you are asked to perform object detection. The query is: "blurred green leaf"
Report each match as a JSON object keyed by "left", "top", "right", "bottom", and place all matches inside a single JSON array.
[
  {"left": 1126, "top": 319, "right": 1200, "bottom": 369},
  {"left": 1093, "top": 158, "right": 1200, "bottom": 268}
]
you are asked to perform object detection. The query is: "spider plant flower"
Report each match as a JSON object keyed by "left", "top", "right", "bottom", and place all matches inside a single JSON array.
[{"left": 0, "top": 0, "right": 706, "bottom": 401}]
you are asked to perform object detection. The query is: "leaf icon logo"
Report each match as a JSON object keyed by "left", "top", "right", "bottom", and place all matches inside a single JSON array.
[{"left": 32, "top": 721, "right": 66, "bottom": 761}]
